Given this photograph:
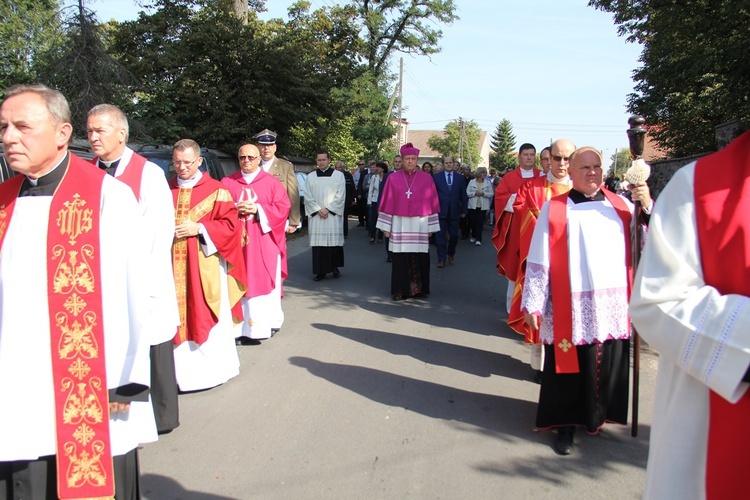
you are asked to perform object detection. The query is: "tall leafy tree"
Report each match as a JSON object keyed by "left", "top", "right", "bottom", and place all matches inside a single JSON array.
[
  {"left": 0, "top": 0, "right": 63, "bottom": 90},
  {"left": 41, "top": 0, "right": 137, "bottom": 136},
  {"left": 354, "top": 0, "right": 459, "bottom": 77},
  {"left": 427, "top": 119, "right": 481, "bottom": 167},
  {"left": 589, "top": 0, "right": 750, "bottom": 156}
]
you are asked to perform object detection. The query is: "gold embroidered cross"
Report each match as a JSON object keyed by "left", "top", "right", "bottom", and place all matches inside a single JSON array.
[{"left": 558, "top": 338, "right": 573, "bottom": 352}]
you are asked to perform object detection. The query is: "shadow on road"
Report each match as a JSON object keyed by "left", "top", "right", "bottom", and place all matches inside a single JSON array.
[
  {"left": 142, "top": 473, "right": 239, "bottom": 500},
  {"left": 288, "top": 356, "right": 538, "bottom": 441},
  {"left": 312, "top": 322, "right": 528, "bottom": 380}
]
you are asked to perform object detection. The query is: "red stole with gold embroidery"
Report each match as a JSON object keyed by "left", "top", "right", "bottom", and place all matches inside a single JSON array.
[
  {"left": 694, "top": 130, "right": 750, "bottom": 499},
  {"left": 0, "top": 155, "right": 114, "bottom": 499},
  {"left": 548, "top": 189, "right": 632, "bottom": 373}
]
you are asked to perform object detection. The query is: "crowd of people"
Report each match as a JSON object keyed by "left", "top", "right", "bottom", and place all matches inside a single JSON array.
[{"left": 0, "top": 83, "right": 747, "bottom": 499}]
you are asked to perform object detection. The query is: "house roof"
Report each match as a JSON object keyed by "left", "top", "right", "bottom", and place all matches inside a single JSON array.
[{"left": 406, "top": 130, "right": 488, "bottom": 160}]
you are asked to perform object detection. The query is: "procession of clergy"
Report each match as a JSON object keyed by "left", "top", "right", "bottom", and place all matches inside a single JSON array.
[{"left": 1, "top": 83, "right": 747, "bottom": 500}]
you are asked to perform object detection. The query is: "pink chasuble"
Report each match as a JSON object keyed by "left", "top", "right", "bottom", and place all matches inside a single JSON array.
[
  {"left": 378, "top": 169, "right": 439, "bottom": 217},
  {"left": 221, "top": 170, "right": 291, "bottom": 297}
]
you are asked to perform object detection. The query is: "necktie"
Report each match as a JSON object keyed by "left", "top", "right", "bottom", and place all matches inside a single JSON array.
[{"left": 448, "top": 172, "right": 452, "bottom": 188}]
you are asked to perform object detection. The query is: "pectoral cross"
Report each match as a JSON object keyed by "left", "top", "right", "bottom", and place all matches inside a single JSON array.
[{"left": 405, "top": 188, "right": 412, "bottom": 199}]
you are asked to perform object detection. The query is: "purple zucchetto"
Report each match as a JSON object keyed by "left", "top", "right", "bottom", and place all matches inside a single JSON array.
[{"left": 400, "top": 143, "right": 420, "bottom": 157}]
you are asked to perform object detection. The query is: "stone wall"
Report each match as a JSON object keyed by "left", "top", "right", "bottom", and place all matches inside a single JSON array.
[{"left": 647, "top": 154, "right": 707, "bottom": 199}]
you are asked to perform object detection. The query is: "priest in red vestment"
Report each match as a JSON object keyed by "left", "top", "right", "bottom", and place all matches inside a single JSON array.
[
  {"left": 631, "top": 130, "right": 750, "bottom": 499},
  {"left": 88, "top": 103, "right": 182, "bottom": 434},
  {"left": 0, "top": 84, "right": 152, "bottom": 500},
  {"left": 170, "top": 139, "right": 247, "bottom": 392},
  {"left": 508, "top": 139, "right": 574, "bottom": 380},
  {"left": 491, "top": 143, "right": 543, "bottom": 312},
  {"left": 221, "top": 143, "right": 291, "bottom": 342}
]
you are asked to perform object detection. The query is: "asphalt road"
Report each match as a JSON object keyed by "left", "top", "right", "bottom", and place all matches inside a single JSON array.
[{"left": 140, "top": 221, "right": 657, "bottom": 500}]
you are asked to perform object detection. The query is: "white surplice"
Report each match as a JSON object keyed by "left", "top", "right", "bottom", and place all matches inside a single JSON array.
[
  {"left": 630, "top": 162, "right": 750, "bottom": 499},
  {"left": 102, "top": 147, "right": 181, "bottom": 346},
  {"left": 303, "top": 169, "right": 346, "bottom": 247},
  {"left": 521, "top": 195, "right": 633, "bottom": 345},
  {"left": 0, "top": 175, "right": 152, "bottom": 460}
]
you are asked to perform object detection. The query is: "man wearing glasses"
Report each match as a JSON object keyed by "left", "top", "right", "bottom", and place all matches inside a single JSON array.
[
  {"left": 222, "top": 144, "right": 291, "bottom": 344},
  {"left": 539, "top": 146, "right": 552, "bottom": 174},
  {"left": 253, "top": 129, "right": 300, "bottom": 233},
  {"left": 170, "top": 139, "right": 247, "bottom": 391},
  {"left": 508, "top": 139, "right": 575, "bottom": 382},
  {"left": 492, "top": 143, "right": 544, "bottom": 312}
]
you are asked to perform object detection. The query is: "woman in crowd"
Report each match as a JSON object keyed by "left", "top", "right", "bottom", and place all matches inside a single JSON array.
[
  {"left": 466, "top": 166, "right": 494, "bottom": 246},
  {"left": 421, "top": 161, "right": 433, "bottom": 174}
]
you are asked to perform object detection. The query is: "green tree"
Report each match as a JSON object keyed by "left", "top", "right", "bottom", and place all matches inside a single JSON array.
[
  {"left": 41, "top": 0, "right": 137, "bottom": 137},
  {"left": 608, "top": 149, "right": 631, "bottom": 177},
  {"left": 354, "top": 0, "right": 459, "bottom": 77},
  {"left": 589, "top": 0, "right": 750, "bottom": 156},
  {"left": 489, "top": 119, "right": 516, "bottom": 171},
  {"left": 0, "top": 0, "right": 63, "bottom": 90},
  {"left": 427, "top": 119, "right": 481, "bottom": 167}
]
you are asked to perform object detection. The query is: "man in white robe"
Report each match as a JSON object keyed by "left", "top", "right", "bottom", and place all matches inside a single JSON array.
[
  {"left": 630, "top": 131, "right": 750, "bottom": 499},
  {"left": 0, "top": 85, "right": 151, "bottom": 499},
  {"left": 304, "top": 149, "right": 346, "bottom": 281},
  {"left": 521, "top": 147, "right": 651, "bottom": 455},
  {"left": 88, "top": 103, "right": 181, "bottom": 434}
]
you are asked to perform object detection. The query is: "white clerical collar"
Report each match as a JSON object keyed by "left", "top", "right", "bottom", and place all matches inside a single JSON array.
[
  {"left": 520, "top": 167, "right": 536, "bottom": 178},
  {"left": 241, "top": 169, "right": 260, "bottom": 183},
  {"left": 27, "top": 154, "right": 67, "bottom": 186},
  {"left": 176, "top": 170, "right": 203, "bottom": 188},
  {"left": 547, "top": 171, "right": 570, "bottom": 185},
  {"left": 260, "top": 157, "right": 275, "bottom": 172}
]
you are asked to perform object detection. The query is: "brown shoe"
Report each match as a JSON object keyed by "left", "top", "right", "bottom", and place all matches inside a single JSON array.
[
  {"left": 437, "top": 261, "right": 445, "bottom": 268},
  {"left": 448, "top": 255, "right": 455, "bottom": 264}
]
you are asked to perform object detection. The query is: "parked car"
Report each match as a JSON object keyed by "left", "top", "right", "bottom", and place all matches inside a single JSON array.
[
  {"left": 0, "top": 139, "right": 94, "bottom": 183},
  {"left": 133, "top": 144, "right": 238, "bottom": 180}
]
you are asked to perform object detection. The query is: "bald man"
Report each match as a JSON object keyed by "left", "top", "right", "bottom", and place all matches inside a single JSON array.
[
  {"left": 508, "top": 139, "right": 575, "bottom": 380},
  {"left": 520, "top": 146, "right": 651, "bottom": 455}
]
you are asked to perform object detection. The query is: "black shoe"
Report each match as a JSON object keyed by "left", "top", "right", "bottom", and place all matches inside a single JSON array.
[
  {"left": 386, "top": 256, "right": 392, "bottom": 263},
  {"left": 271, "top": 328, "right": 280, "bottom": 337},
  {"left": 235, "top": 337, "right": 261, "bottom": 346},
  {"left": 314, "top": 274, "right": 325, "bottom": 281},
  {"left": 533, "top": 370, "right": 543, "bottom": 384},
  {"left": 555, "top": 427, "right": 575, "bottom": 455},
  {"left": 332, "top": 268, "right": 341, "bottom": 278},
  {"left": 392, "top": 294, "right": 404, "bottom": 301}
]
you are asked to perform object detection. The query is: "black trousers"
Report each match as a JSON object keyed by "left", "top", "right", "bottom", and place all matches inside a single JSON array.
[{"left": 1, "top": 448, "right": 140, "bottom": 500}]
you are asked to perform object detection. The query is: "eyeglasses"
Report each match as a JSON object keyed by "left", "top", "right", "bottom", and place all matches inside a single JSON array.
[
  {"left": 172, "top": 158, "right": 200, "bottom": 168},
  {"left": 551, "top": 155, "right": 570, "bottom": 162},
  {"left": 239, "top": 155, "right": 258, "bottom": 162}
]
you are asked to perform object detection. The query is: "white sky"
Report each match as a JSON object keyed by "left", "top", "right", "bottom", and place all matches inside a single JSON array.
[{"left": 85, "top": 0, "right": 643, "bottom": 157}]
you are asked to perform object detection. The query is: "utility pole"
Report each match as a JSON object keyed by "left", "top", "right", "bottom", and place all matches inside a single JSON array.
[
  {"left": 614, "top": 148, "right": 619, "bottom": 178},
  {"left": 457, "top": 117, "right": 464, "bottom": 165},
  {"left": 397, "top": 57, "right": 404, "bottom": 147}
]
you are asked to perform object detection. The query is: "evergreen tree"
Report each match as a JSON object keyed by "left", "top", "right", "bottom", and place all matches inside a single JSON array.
[{"left": 489, "top": 119, "right": 517, "bottom": 170}]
